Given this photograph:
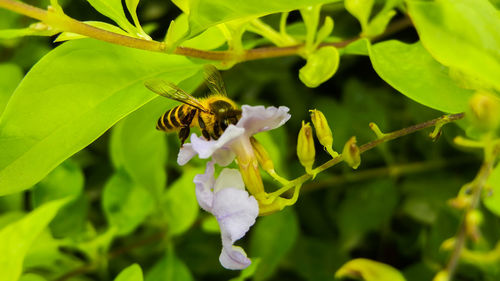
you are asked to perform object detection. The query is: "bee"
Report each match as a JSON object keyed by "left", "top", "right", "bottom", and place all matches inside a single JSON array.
[{"left": 144, "top": 65, "right": 241, "bottom": 145}]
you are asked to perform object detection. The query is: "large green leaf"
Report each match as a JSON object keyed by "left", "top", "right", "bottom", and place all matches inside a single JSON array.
[
  {"left": 110, "top": 99, "right": 170, "bottom": 199},
  {"left": 369, "top": 40, "right": 473, "bottom": 113},
  {"left": 19, "top": 274, "right": 47, "bottom": 281},
  {"left": 249, "top": 208, "right": 299, "bottom": 281},
  {"left": 31, "top": 160, "right": 87, "bottom": 238},
  {"left": 0, "top": 199, "right": 68, "bottom": 281},
  {"left": 0, "top": 63, "right": 22, "bottom": 115},
  {"left": 161, "top": 168, "right": 201, "bottom": 236},
  {"left": 179, "top": 0, "right": 342, "bottom": 40},
  {"left": 102, "top": 170, "right": 154, "bottom": 236},
  {"left": 0, "top": 39, "right": 202, "bottom": 196},
  {"left": 145, "top": 248, "right": 194, "bottom": 281},
  {"left": 407, "top": 0, "right": 500, "bottom": 92},
  {"left": 114, "top": 264, "right": 144, "bottom": 281},
  {"left": 337, "top": 179, "right": 398, "bottom": 251}
]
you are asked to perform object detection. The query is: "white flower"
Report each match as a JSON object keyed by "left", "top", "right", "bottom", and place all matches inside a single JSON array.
[
  {"left": 177, "top": 105, "right": 291, "bottom": 166},
  {"left": 194, "top": 161, "right": 259, "bottom": 270}
]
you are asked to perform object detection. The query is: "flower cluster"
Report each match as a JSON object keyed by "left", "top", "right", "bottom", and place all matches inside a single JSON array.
[{"left": 178, "top": 105, "right": 291, "bottom": 269}]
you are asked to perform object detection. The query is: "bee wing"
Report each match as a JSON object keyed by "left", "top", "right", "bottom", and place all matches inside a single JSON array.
[
  {"left": 144, "top": 79, "right": 209, "bottom": 112},
  {"left": 204, "top": 65, "right": 227, "bottom": 96}
]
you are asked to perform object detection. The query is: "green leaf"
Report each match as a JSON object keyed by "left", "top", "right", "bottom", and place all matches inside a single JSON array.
[
  {"left": 0, "top": 63, "right": 22, "bottom": 115},
  {"left": 201, "top": 215, "right": 220, "bottom": 233},
  {"left": 85, "top": 0, "right": 136, "bottom": 35},
  {"left": 19, "top": 274, "right": 47, "bottom": 281},
  {"left": 0, "top": 39, "right": 202, "bottom": 196},
  {"left": 300, "top": 5, "right": 322, "bottom": 49},
  {"left": 23, "top": 229, "right": 74, "bottom": 273},
  {"left": 337, "top": 179, "right": 398, "bottom": 251},
  {"left": 369, "top": 40, "right": 473, "bottom": 113},
  {"left": 343, "top": 38, "right": 370, "bottom": 55},
  {"left": 114, "top": 264, "right": 144, "bottom": 281},
  {"left": 364, "top": 10, "right": 396, "bottom": 37},
  {"left": 250, "top": 208, "right": 299, "bottom": 281},
  {"left": 0, "top": 23, "right": 58, "bottom": 39},
  {"left": 55, "top": 21, "right": 129, "bottom": 42},
  {"left": 335, "top": 258, "right": 406, "bottom": 281},
  {"left": 407, "top": 0, "right": 500, "bottom": 92},
  {"left": 315, "top": 16, "right": 334, "bottom": 46},
  {"left": 125, "top": 0, "right": 142, "bottom": 29},
  {"left": 0, "top": 199, "right": 68, "bottom": 281},
  {"left": 145, "top": 248, "right": 194, "bottom": 281},
  {"left": 181, "top": 26, "right": 227, "bottom": 50},
  {"left": 288, "top": 237, "right": 346, "bottom": 281},
  {"left": 484, "top": 164, "right": 500, "bottom": 216},
  {"left": 161, "top": 168, "right": 202, "bottom": 236},
  {"left": 102, "top": 170, "right": 154, "bottom": 235},
  {"left": 299, "top": 46, "right": 340, "bottom": 88},
  {"left": 31, "top": 160, "right": 86, "bottom": 238},
  {"left": 345, "top": 0, "right": 374, "bottom": 30},
  {"left": 180, "top": 0, "right": 342, "bottom": 42},
  {"left": 32, "top": 160, "right": 83, "bottom": 205},
  {"left": 110, "top": 98, "right": 171, "bottom": 199}
]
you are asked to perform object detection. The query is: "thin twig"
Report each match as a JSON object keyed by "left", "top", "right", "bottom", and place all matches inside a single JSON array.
[
  {"left": 445, "top": 155, "right": 498, "bottom": 281},
  {"left": 282, "top": 113, "right": 465, "bottom": 190},
  {"left": 303, "top": 157, "right": 476, "bottom": 193},
  {"left": 0, "top": 0, "right": 412, "bottom": 62}
]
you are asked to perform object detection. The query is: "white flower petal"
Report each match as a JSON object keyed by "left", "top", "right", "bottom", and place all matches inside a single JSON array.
[
  {"left": 219, "top": 245, "right": 251, "bottom": 270},
  {"left": 214, "top": 169, "right": 245, "bottom": 193},
  {"left": 237, "top": 105, "right": 291, "bottom": 136},
  {"left": 213, "top": 188, "right": 258, "bottom": 243},
  {"left": 193, "top": 161, "right": 216, "bottom": 212},
  {"left": 212, "top": 148, "right": 236, "bottom": 166},
  {"left": 191, "top": 126, "right": 245, "bottom": 159},
  {"left": 177, "top": 143, "right": 196, "bottom": 166}
]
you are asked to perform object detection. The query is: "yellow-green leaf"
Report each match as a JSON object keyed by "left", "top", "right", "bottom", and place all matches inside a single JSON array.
[{"left": 335, "top": 258, "right": 406, "bottom": 281}]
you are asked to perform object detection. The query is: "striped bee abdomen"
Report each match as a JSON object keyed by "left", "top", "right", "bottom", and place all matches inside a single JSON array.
[{"left": 156, "top": 105, "right": 198, "bottom": 132}]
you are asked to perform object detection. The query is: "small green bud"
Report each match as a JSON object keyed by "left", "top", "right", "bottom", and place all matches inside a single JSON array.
[
  {"left": 309, "top": 109, "right": 338, "bottom": 157},
  {"left": 465, "top": 209, "right": 482, "bottom": 241},
  {"left": 433, "top": 270, "right": 449, "bottom": 281},
  {"left": 468, "top": 91, "right": 500, "bottom": 132},
  {"left": 342, "top": 136, "right": 360, "bottom": 169},
  {"left": 448, "top": 195, "right": 471, "bottom": 209},
  {"left": 250, "top": 137, "right": 274, "bottom": 172},
  {"left": 297, "top": 121, "right": 315, "bottom": 174},
  {"left": 440, "top": 238, "right": 456, "bottom": 251}
]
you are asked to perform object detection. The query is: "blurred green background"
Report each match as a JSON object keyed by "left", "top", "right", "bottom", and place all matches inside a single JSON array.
[{"left": 0, "top": 1, "right": 496, "bottom": 281}]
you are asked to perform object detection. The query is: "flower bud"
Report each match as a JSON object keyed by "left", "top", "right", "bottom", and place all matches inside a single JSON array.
[
  {"left": 297, "top": 121, "right": 315, "bottom": 173},
  {"left": 250, "top": 137, "right": 274, "bottom": 172},
  {"left": 448, "top": 195, "right": 471, "bottom": 209},
  {"left": 468, "top": 91, "right": 500, "bottom": 132},
  {"left": 465, "top": 209, "right": 482, "bottom": 241},
  {"left": 342, "top": 136, "right": 360, "bottom": 169},
  {"left": 310, "top": 109, "right": 338, "bottom": 157},
  {"left": 433, "top": 270, "right": 449, "bottom": 281}
]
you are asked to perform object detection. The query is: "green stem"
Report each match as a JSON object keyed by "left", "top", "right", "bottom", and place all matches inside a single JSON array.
[
  {"left": 248, "top": 18, "right": 297, "bottom": 47},
  {"left": 444, "top": 143, "right": 499, "bottom": 281},
  {"left": 283, "top": 113, "right": 465, "bottom": 191},
  {"left": 0, "top": 0, "right": 411, "bottom": 62},
  {"left": 303, "top": 157, "right": 475, "bottom": 193}
]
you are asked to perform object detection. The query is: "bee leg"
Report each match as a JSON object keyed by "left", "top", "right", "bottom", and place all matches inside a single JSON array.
[
  {"left": 201, "top": 129, "right": 210, "bottom": 140},
  {"left": 179, "top": 127, "right": 190, "bottom": 146}
]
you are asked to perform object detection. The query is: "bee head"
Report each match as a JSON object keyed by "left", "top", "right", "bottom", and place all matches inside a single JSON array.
[{"left": 210, "top": 100, "right": 241, "bottom": 131}]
